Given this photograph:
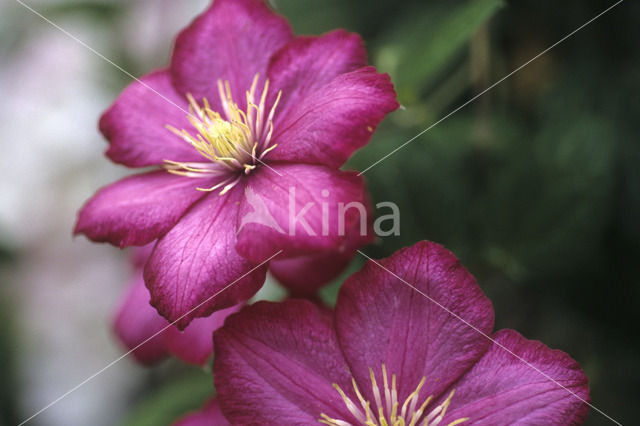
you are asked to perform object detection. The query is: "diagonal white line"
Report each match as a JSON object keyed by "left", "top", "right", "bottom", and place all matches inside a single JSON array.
[
  {"left": 358, "top": 0, "right": 624, "bottom": 176},
  {"left": 14, "top": 0, "right": 186, "bottom": 113},
  {"left": 14, "top": 0, "right": 625, "bottom": 424},
  {"left": 356, "top": 249, "right": 623, "bottom": 425},
  {"left": 14, "top": 0, "right": 283, "bottom": 177},
  {"left": 17, "top": 250, "right": 282, "bottom": 426}
]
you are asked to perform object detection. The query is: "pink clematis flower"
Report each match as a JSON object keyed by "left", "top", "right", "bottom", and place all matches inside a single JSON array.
[
  {"left": 74, "top": 0, "right": 398, "bottom": 327},
  {"left": 213, "top": 242, "right": 590, "bottom": 425},
  {"left": 113, "top": 246, "right": 239, "bottom": 365}
]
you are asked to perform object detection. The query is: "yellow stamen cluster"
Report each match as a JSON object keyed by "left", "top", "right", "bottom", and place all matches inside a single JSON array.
[
  {"left": 319, "top": 364, "right": 468, "bottom": 426},
  {"left": 163, "top": 74, "right": 281, "bottom": 193}
]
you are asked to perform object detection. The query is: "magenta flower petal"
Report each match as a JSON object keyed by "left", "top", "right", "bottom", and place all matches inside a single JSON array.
[
  {"left": 269, "top": 250, "right": 355, "bottom": 297},
  {"left": 113, "top": 247, "right": 239, "bottom": 366},
  {"left": 100, "top": 70, "right": 202, "bottom": 168},
  {"left": 213, "top": 242, "right": 590, "bottom": 424},
  {"left": 442, "top": 329, "right": 590, "bottom": 425},
  {"left": 164, "top": 305, "right": 240, "bottom": 365},
  {"left": 80, "top": 0, "right": 400, "bottom": 317},
  {"left": 171, "top": 0, "right": 293, "bottom": 104},
  {"left": 214, "top": 300, "right": 355, "bottom": 424},
  {"left": 268, "top": 29, "right": 367, "bottom": 121},
  {"left": 173, "top": 398, "right": 229, "bottom": 426},
  {"left": 268, "top": 67, "right": 399, "bottom": 168},
  {"left": 235, "top": 164, "right": 370, "bottom": 262},
  {"left": 269, "top": 215, "right": 373, "bottom": 296},
  {"left": 268, "top": 182, "right": 374, "bottom": 296},
  {"left": 145, "top": 186, "right": 267, "bottom": 329},
  {"left": 335, "top": 241, "right": 495, "bottom": 404},
  {"left": 113, "top": 274, "right": 168, "bottom": 365},
  {"left": 75, "top": 171, "right": 209, "bottom": 248}
]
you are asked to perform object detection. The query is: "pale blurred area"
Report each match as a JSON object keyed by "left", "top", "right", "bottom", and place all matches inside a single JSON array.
[
  {"left": 2, "top": 0, "right": 639, "bottom": 425},
  {"left": 0, "top": 1, "right": 208, "bottom": 424}
]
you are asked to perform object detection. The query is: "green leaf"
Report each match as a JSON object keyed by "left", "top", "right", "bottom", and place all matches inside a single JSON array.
[
  {"left": 119, "top": 371, "right": 213, "bottom": 426},
  {"left": 349, "top": 115, "right": 487, "bottom": 260},
  {"left": 41, "top": 1, "right": 122, "bottom": 21},
  {"left": 481, "top": 107, "right": 615, "bottom": 281},
  {"left": 270, "top": 0, "right": 354, "bottom": 34},
  {"left": 378, "top": 0, "right": 504, "bottom": 101}
]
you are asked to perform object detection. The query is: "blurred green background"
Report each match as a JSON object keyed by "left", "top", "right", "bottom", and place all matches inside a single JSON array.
[{"left": 1, "top": 0, "right": 638, "bottom": 425}]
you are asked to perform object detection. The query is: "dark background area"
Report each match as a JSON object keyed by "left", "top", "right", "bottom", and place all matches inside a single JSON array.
[
  {"left": 1, "top": 0, "right": 637, "bottom": 424},
  {"left": 339, "top": 1, "right": 639, "bottom": 424}
]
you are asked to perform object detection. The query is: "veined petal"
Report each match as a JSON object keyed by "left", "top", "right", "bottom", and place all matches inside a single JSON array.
[
  {"left": 442, "top": 329, "right": 590, "bottom": 425},
  {"left": 235, "top": 164, "right": 371, "bottom": 262},
  {"left": 113, "top": 251, "right": 239, "bottom": 366},
  {"left": 335, "top": 241, "right": 495, "bottom": 406},
  {"left": 214, "top": 300, "right": 355, "bottom": 424},
  {"left": 74, "top": 171, "right": 210, "bottom": 248},
  {"left": 170, "top": 0, "right": 293, "bottom": 106},
  {"left": 100, "top": 69, "right": 201, "bottom": 167},
  {"left": 145, "top": 186, "right": 267, "bottom": 329},
  {"left": 269, "top": 67, "right": 399, "bottom": 168},
  {"left": 268, "top": 29, "right": 367, "bottom": 120}
]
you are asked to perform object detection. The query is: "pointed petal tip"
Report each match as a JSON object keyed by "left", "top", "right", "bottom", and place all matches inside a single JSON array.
[{"left": 143, "top": 188, "right": 268, "bottom": 330}]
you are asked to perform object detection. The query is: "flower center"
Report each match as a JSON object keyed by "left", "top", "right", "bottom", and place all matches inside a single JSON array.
[
  {"left": 163, "top": 74, "right": 281, "bottom": 194},
  {"left": 319, "top": 364, "right": 469, "bottom": 426}
]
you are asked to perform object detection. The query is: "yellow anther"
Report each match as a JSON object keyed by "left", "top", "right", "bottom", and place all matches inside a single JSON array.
[
  {"left": 163, "top": 73, "right": 282, "bottom": 194},
  {"left": 319, "top": 366, "right": 468, "bottom": 426}
]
